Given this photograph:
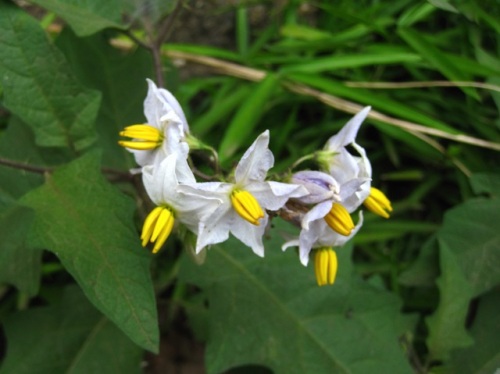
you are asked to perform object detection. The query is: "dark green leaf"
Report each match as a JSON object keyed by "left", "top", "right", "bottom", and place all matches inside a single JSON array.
[
  {"left": 0, "top": 200, "right": 40, "bottom": 296},
  {"left": 179, "top": 225, "right": 413, "bottom": 374},
  {"left": 447, "top": 290, "right": 500, "bottom": 374},
  {"left": 398, "top": 28, "right": 478, "bottom": 99},
  {"left": 470, "top": 172, "right": 500, "bottom": 197},
  {"left": 0, "top": 3, "right": 100, "bottom": 151},
  {"left": 55, "top": 28, "right": 154, "bottom": 170},
  {"left": 20, "top": 152, "right": 159, "bottom": 352},
  {"left": 0, "top": 285, "right": 143, "bottom": 374},
  {"left": 29, "top": 0, "right": 124, "bottom": 36}
]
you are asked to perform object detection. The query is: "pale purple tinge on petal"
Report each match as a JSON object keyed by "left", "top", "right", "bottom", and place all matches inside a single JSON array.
[
  {"left": 291, "top": 170, "right": 338, "bottom": 204},
  {"left": 246, "top": 181, "right": 307, "bottom": 211},
  {"left": 325, "top": 106, "right": 371, "bottom": 151},
  {"left": 234, "top": 130, "right": 274, "bottom": 184},
  {"left": 328, "top": 148, "right": 360, "bottom": 185}
]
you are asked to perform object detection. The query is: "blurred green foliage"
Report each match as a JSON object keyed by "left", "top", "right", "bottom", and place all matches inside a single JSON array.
[{"left": 0, "top": 0, "right": 499, "bottom": 373}]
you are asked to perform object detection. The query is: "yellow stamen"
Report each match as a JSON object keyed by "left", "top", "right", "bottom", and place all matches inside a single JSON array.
[
  {"left": 364, "top": 187, "right": 392, "bottom": 219},
  {"left": 314, "top": 248, "right": 338, "bottom": 286},
  {"left": 140, "top": 206, "right": 175, "bottom": 253},
  {"left": 118, "top": 124, "right": 162, "bottom": 150},
  {"left": 324, "top": 203, "right": 354, "bottom": 236},
  {"left": 230, "top": 189, "right": 264, "bottom": 225}
]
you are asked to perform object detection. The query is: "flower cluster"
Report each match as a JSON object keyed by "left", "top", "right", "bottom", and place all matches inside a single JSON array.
[{"left": 119, "top": 80, "right": 392, "bottom": 286}]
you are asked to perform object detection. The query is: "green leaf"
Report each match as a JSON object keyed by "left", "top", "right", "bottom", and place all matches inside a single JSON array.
[
  {"left": 179, "top": 226, "right": 413, "bottom": 374},
  {"left": 426, "top": 196, "right": 500, "bottom": 361},
  {"left": 399, "top": 236, "right": 439, "bottom": 287},
  {"left": 397, "top": 28, "right": 478, "bottom": 99},
  {"left": 219, "top": 73, "right": 280, "bottom": 162},
  {"left": 0, "top": 285, "right": 143, "bottom": 374},
  {"left": 425, "top": 243, "right": 474, "bottom": 361},
  {"left": 281, "top": 52, "right": 421, "bottom": 74},
  {"left": 470, "top": 172, "right": 500, "bottom": 197},
  {"left": 288, "top": 73, "right": 459, "bottom": 134},
  {"left": 0, "top": 118, "right": 45, "bottom": 199},
  {"left": 29, "top": 0, "right": 124, "bottom": 36},
  {"left": 447, "top": 290, "right": 500, "bottom": 374},
  {"left": 438, "top": 198, "right": 500, "bottom": 297},
  {"left": 0, "top": 200, "right": 41, "bottom": 296},
  {"left": 55, "top": 28, "right": 154, "bottom": 170},
  {"left": 0, "top": 3, "right": 101, "bottom": 151},
  {"left": 20, "top": 152, "right": 159, "bottom": 352}
]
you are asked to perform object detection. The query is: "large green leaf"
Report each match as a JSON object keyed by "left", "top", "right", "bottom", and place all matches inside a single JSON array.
[
  {"left": 446, "top": 290, "right": 500, "bottom": 374},
  {"left": 0, "top": 118, "right": 45, "bottom": 199},
  {"left": 55, "top": 28, "right": 154, "bottom": 170},
  {"left": 0, "top": 2, "right": 100, "bottom": 151},
  {"left": 20, "top": 152, "right": 159, "bottom": 352},
  {"left": 179, "top": 222, "right": 413, "bottom": 374},
  {"left": 0, "top": 199, "right": 40, "bottom": 296},
  {"left": 426, "top": 196, "right": 500, "bottom": 361},
  {"left": 0, "top": 285, "right": 143, "bottom": 374},
  {"left": 29, "top": 0, "right": 124, "bottom": 36}
]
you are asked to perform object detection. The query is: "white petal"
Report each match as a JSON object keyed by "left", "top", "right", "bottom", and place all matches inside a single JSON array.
[
  {"left": 246, "top": 181, "right": 306, "bottom": 211},
  {"left": 141, "top": 154, "right": 178, "bottom": 204},
  {"left": 282, "top": 239, "right": 299, "bottom": 252},
  {"left": 302, "top": 200, "right": 332, "bottom": 230},
  {"left": 156, "top": 84, "right": 189, "bottom": 132},
  {"left": 130, "top": 148, "right": 157, "bottom": 167},
  {"left": 162, "top": 122, "right": 189, "bottom": 159},
  {"left": 291, "top": 171, "right": 337, "bottom": 204},
  {"left": 328, "top": 148, "right": 360, "bottom": 185},
  {"left": 318, "top": 211, "right": 364, "bottom": 247},
  {"left": 176, "top": 195, "right": 222, "bottom": 234},
  {"left": 195, "top": 203, "right": 232, "bottom": 253},
  {"left": 235, "top": 130, "right": 274, "bottom": 184},
  {"left": 325, "top": 107, "right": 371, "bottom": 151},
  {"left": 298, "top": 221, "right": 323, "bottom": 266},
  {"left": 144, "top": 79, "right": 165, "bottom": 129},
  {"left": 352, "top": 142, "right": 372, "bottom": 178},
  {"left": 231, "top": 214, "right": 267, "bottom": 257}
]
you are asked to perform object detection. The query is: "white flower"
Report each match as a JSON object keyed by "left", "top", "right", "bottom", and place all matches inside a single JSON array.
[
  {"left": 119, "top": 79, "right": 189, "bottom": 166},
  {"left": 319, "top": 107, "right": 372, "bottom": 204},
  {"left": 282, "top": 211, "right": 364, "bottom": 267},
  {"left": 180, "top": 130, "right": 307, "bottom": 257},
  {"left": 141, "top": 154, "right": 221, "bottom": 253}
]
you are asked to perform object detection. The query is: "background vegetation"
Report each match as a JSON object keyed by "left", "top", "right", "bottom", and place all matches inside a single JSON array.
[{"left": 0, "top": 0, "right": 499, "bottom": 373}]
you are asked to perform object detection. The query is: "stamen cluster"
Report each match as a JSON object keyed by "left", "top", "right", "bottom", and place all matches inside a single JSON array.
[{"left": 119, "top": 79, "right": 392, "bottom": 286}]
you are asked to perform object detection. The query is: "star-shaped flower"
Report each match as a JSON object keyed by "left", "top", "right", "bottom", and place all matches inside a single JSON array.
[
  {"left": 180, "top": 130, "right": 307, "bottom": 257},
  {"left": 141, "top": 154, "right": 221, "bottom": 253},
  {"left": 119, "top": 79, "right": 189, "bottom": 166}
]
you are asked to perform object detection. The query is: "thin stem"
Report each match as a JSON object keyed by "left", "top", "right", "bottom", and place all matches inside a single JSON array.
[
  {"left": 0, "top": 157, "right": 50, "bottom": 174},
  {"left": 151, "top": 46, "right": 165, "bottom": 87},
  {"left": 156, "top": 1, "right": 183, "bottom": 47},
  {"left": 122, "top": 29, "right": 152, "bottom": 51},
  {"left": 0, "top": 157, "right": 134, "bottom": 181}
]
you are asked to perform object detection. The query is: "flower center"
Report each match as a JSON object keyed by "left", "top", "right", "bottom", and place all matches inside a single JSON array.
[
  {"left": 324, "top": 202, "right": 354, "bottom": 236},
  {"left": 230, "top": 189, "right": 264, "bottom": 225},
  {"left": 141, "top": 206, "right": 175, "bottom": 253},
  {"left": 314, "top": 247, "right": 338, "bottom": 286},
  {"left": 363, "top": 187, "right": 392, "bottom": 219},
  {"left": 118, "top": 124, "right": 163, "bottom": 150}
]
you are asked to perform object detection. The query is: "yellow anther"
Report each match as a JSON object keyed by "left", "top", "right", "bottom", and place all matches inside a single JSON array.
[
  {"left": 230, "top": 189, "right": 264, "bottom": 225},
  {"left": 314, "top": 248, "right": 338, "bottom": 286},
  {"left": 364, "top": 187, "right": 392, "bottom": 219},
  {"left": 140, "top": 206, "right": 175, "bottom": 253},
  {"left": 324, "top": 203, "right": 354, "bottom": 236},
  {"left": 118, "top": 124, "right": 162, "bottom": 150}
]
